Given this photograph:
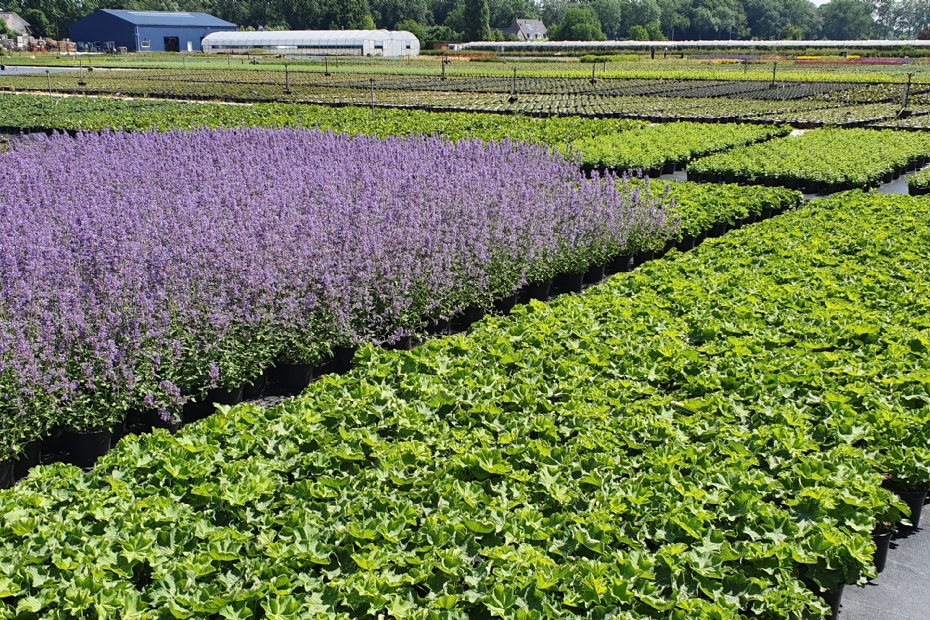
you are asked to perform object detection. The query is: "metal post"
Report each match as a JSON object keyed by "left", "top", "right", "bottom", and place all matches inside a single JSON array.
[
  {"left": 771, "top": 62, "right": 777, "bottom": 88},
  {"left": 227, "top": 52, "right": 230, "bottom": 67},
  {"left": 284, "top": 64, "right": 291, "bottom": 95},
  {"left": 441, "top": 56, "right": 446, "bottom": 80},
  {"left": 325, "top": 56, "right": 330, "bottom": 76},
  {"left": 903, "top": 72, "right": 913, "bottom": 109},
  {"left": 46, "top": 70, "right": 52, "bottom": 100},
  {"left": 370, "top": 77, "right": 375, "bottom": 119}
]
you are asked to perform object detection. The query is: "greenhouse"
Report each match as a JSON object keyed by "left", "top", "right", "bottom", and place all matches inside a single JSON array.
[{"left": 201, "top": 29, "right": 420, "bottom": 57}]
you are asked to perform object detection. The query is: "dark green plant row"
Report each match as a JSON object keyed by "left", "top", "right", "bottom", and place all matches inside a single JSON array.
[
  {"left": 570, "top": 123, "right": 790, "bottom": 175},
  {"left": 908, "top": 166, "right": 930, "bottom": 195},
  {"left": 688, "top": 128, "right": 930, "bottom": 193},
  {"left": 2, "top": 192, "right": 928, "bottom": 619},
  {"left": 0, "top": 93, "right": 640, "bottom": 144}
]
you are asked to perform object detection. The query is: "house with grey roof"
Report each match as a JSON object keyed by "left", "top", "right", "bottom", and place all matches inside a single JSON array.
[
  {"left": 0, "top": 12, "right": 31, "bottom": 36},
  {"left": 501, "top": 19, "right": 547, "bottom": 41}
]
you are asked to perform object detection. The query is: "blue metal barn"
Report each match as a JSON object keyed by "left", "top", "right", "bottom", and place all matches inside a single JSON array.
[{"left": 69, "top": 10, "right": 236, "bottom": 53}]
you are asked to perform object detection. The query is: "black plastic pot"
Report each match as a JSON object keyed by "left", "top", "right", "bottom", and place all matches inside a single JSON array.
[
  {"left": 143, "top": 409, "right": 181, "bottom": 434},
  {"left": 872, "top": 529, "right": 892, "bottom": 573},
  {"left": 278, "top": 363, "right": 314, "bottom": 393},
  {"left": 331, "top": 345, "right": 357, "bottom": 375},
  {"left": 208, "top": 385, "right": 245, "bottom": 407},
  {"left": 634, "top": 250, "right": 654, "bottom": 267},
  {"left": 243, "top": 371, "right": 268, "bottom": 399},
  {"left": 13, "top": 440, "right": 41, "bottom": 479},
  {"left": 662, "top": 162, "right": 675, "bottom": 175},
  {"left": 584, "top": 264, "right": 606, "bottom": 284},
  {"left": 555, "top": 272, "right": 584, "bottom": 294},
  {"left": 182, "top": 398, "right": 212, "bottom": 423},
  {"left": 882, "top": 171, "right": 894, "bottom": 184},
  {"left": 676, "top": 236, "right": 695, "bottom": 252},
  {"left": 41, "top": 426, "right": 67, "bottom": 460},
  {"left": 608, "top": 254, "right": 634, "bottom": 274},
  {"left": 811, "top": 583, "right": 845, "bottom": 620},
  {"left": 760, "top": 207, "right": 774, "bottom": 220},
  {"left": 896, "top": 488, "right": 928, "bottom": 532},
  {"left": 0, "top": 459, "right": 13, "bottom": 490},
  {"left": 494, "top": 293, "right": 518, "bottom": 315},
  {"left": 461, "top": 305, "right": 486, "bottom": 329},
  {"left": 426, "top": 317, "right": 451, "bottom": 335},
  {"left": 65, "top": 429, "right": 111, "bottom": 469},
  {"left": 384, "top": 335, "right": 413, "bottom": 351},
  {"left": 527, "top": 280, "right": 552, "bottom": 302},
  {"left": 708, "top": 222, "right": 727, "bottom": 238}
]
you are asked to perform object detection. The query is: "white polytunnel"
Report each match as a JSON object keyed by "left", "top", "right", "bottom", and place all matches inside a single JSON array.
[{"left": 201, "top": 29, "right": 420, "bottom": 57}]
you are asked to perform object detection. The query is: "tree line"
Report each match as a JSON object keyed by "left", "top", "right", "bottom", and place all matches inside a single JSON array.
[{"left": 2, "top": 0, "right": 928, "bottom": 44}]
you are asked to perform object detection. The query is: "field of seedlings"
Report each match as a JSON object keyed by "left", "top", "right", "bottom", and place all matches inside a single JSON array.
[{"left": 1, "top": 57, "right": 929, "bottom": 620}]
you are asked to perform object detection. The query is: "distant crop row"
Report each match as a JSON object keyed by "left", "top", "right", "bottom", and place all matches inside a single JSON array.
[
  {"left": 1, "top": 192, "right": 927, "bottom": 619},
  {"left": 0, "top": 73, "right": 910, "bottom": 126}
]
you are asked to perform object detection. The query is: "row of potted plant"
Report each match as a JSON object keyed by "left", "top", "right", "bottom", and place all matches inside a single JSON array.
[
  {"left": 688, "top": 128, "right": 930, "bottom": 194},
  {"left": 1, "top": 192, "right": 927, "bottom": 619},
  {"left": 0, "top": 127, "right": 676, "bottom": 475}
]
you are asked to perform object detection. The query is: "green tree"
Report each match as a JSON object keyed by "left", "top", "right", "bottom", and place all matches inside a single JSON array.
[
  {"left": 657, "top": 0, "right": 690, "bottom": 39},
  {"left": 779, "top": 23, "right": 803, "bottom": 39},
  {"left": 370, "top": 0, "right": 433, "bottom": 29},
  {"left": 395, "top": 18, "right": 427, "bottom": 42},
  {"left": 645, "top": 21, "right": 664, "bottom": 39},
  {"left": 628, "top": 23, "right": 648, "bottom": 39},
  {"left": 22, "top": 8, "right": 54, "bottom": 38},
  {"left": 463, "top": 0, "right": 491, "bottom": 40},
  {"left": 426, "top": 24, "right": 461, "bottom": 42},
  {"left": 623, "top": 0, "right": 661, "bottom": 29},
  {"left": 590, "top": 0, "right": 624, "bottom": 39},
  {"left": 549, "top": 6, "right": 607, "bottom": 40},
  {"left": 488, "top": 0, "right": 538, "bottom": 29},
  {"left": 429, "top": 0, "right": 459, "bottom": 25},
  {"left": 819, "top": 0, "right": 875, "bottom": 39}
]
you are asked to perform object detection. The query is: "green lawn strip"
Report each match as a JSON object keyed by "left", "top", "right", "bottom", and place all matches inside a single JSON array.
[
  {"left": 3, "top": 192, "right": 928, "bottom": 619},
  {"left": 689, "top": 128, "right": 930, "bottom": 192}
]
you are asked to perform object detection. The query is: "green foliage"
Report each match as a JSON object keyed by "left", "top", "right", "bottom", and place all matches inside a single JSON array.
[
  {"left": 2, "top": 192, "right": 929, "bottom": 617},
  {"left": 818, "top": 0, "right": 876, "bottom": 40},
  {"left": 628, "top": 24, "right": 649, "bottom": 40},
  {"left": 0, "top": 93, "right": 642, "bottom": 142},
  {"left": 908, "top": 166, "right": 930, "bottom": 193},
  {"left": 395, "top": 18, "right": 426, "bottom": 43},
  {"left": 463, "top": 0, "right": 492, "bottom": 41},
  {"left": 780, "top": 23, "right": 804, "bottom": 40},
  {"left": 549, "top": 6, "right": 607, "bottom": 41},
  {"left": 636, "top": 178, "right": 802, "bottom": 239},
  {"left": 22, "top": 9, "right": 58, "bottom": 39},
  {"left": 690, "top": 128, "right": 930, "bottom": 189},
  {"left": 566, "top": 122, "right": 790, "bottom": 174}
]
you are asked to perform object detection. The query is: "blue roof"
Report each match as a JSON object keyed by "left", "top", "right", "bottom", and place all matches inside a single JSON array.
[{"left": 97, "top": 10, "right": 235, "bottom": 28}]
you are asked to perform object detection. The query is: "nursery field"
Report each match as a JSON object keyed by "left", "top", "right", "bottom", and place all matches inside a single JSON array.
[
  {"left": 1, "top": 65, "right": 929, "bottom": 125},
  {"left": 1, "top": 80, "right": 930, "bottom": 620},
  {"left": 1, "top": 189, "right": 929, "bottom": 619}
]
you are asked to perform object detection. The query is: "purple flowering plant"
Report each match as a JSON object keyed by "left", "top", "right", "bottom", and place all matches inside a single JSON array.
[{"left": 0, "top": 128, "right": 673, "bottom": 456}]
